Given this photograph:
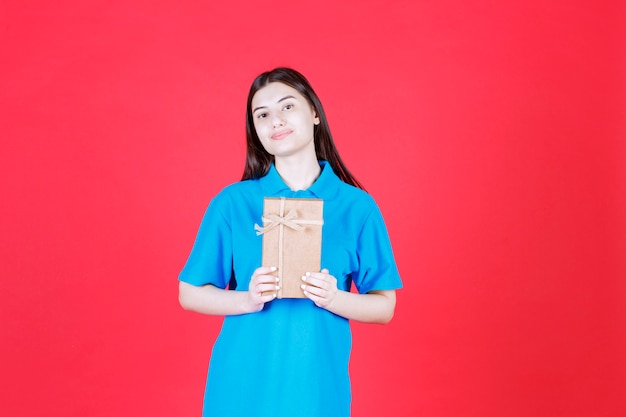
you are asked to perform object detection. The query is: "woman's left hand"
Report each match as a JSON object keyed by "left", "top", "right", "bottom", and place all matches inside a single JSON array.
[{"left": 301, "top": 268, "right": 338, "bottom": 309}]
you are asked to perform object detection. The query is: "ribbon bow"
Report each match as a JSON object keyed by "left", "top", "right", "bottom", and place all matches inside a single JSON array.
[
  {"left": 254, "top": 197, "right": 323, "bottom": 236},
  {"left": 254, "top": 209, "right": 306, "bottom": 235}
]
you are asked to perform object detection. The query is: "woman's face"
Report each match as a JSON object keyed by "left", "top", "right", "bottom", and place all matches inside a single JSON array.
[{"left": 251, "top": 82, "right": 320, "bottom": 160}]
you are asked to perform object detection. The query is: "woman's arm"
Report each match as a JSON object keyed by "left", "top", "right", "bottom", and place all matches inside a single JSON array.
[
  {"left": 301, "top": 270, "right": 396, "bottom": 324},
  {"left": 178, "top": 266, "right": 279, "bottom": 316}
]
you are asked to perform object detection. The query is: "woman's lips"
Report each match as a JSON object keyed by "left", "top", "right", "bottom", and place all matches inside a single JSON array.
[{"left": 271, "top": 130, "right": 292, "bottom": 140}]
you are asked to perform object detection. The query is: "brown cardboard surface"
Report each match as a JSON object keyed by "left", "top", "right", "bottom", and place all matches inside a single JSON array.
[{"left": 258, "top": 197, "right": 324, "bottom": 298}]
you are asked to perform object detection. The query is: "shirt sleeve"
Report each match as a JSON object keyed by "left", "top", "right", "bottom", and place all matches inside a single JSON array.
[
  {"left": 352, "top": 203, "right": 403, "bottom": 294},
  {"left": 178, "top": 194, "right": 233, "bottom": 288}
]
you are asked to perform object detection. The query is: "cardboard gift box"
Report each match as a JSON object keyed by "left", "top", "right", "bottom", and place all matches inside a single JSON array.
[{"left": 255, "top": 197, "right": 324, "bottom": 298}]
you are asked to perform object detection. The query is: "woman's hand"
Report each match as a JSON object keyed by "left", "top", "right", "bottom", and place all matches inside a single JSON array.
[
  {"left": 301, "top": 268, "right": 338, "bottom": 309},
  {"left": 246, "top": 266, "right": 279, "bottom": 312},
  {"left": 299, "top": 269, "right": 397, "bottom": 324}
]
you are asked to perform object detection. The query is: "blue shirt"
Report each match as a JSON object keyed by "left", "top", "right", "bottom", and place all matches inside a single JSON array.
[{"left": 179, "top": 161, "right": 402, "bottom": 417}]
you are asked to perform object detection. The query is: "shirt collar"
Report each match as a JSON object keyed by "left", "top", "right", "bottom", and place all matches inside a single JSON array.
[{"left": 259, "top": 160, "right": 341, "bottom": 200}]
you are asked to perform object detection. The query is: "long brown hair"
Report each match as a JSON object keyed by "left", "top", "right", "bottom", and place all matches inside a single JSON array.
[{"left": 241, "top": 67, "right": 364, "bottom": 190}]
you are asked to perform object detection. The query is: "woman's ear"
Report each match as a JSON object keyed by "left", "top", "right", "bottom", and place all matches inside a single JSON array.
[{"left": 314, "top": 115, "right": 320, "bottom": 125}]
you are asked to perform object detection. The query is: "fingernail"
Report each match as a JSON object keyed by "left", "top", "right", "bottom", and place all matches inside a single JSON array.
[
  {"left": 306, "top": 272, "right": 311, "bottom": 277},
  {"left": 276, "top": 277, "right": 280, "bottom": 282},
  {"left": 270, "top": 266, "right": 277, "bottom": 271},
  {"left": 301, "top": 284, "right": 306, "bottom": 289},
  {"left": 276, "top": 285, "right": 280, "bottom": 290},
  {"left": 301, "top": 275, "right": 306, "bottom": 281}
]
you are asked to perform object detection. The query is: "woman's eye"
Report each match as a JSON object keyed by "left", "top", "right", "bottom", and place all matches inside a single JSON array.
[
  {"left": 283, "top": 104, "right": 294, "bottom": 111},
  {"left": 257, "top": 113, "right": 268, "bottom": 119}
]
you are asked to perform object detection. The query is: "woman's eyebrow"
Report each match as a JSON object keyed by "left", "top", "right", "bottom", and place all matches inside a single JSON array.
[
  {"left": 253, "top": 95, "right": 297, "bottom": 113},
  {"left": 277, "top": 95, "right": 296, "bottom": 103}
]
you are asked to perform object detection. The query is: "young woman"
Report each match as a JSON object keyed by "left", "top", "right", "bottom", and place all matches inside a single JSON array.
[{"left": 179, "top": 67, "right": 402, "bottom": 417}]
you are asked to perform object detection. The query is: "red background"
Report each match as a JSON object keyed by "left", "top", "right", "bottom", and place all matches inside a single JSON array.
[{"left": 1, "top": 1, "right": 625, "bottom": 416}]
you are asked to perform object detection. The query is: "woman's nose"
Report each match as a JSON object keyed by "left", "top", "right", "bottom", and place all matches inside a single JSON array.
[{"left": 272, "top": 114, "right": 285, "bottom": 128}]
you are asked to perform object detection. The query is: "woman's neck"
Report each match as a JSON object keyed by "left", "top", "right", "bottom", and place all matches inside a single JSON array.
[{"left": 274, "top": 155, "right": 321, "bottom": 191}]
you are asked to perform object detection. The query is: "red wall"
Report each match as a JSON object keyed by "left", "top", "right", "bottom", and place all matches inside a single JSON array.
[{"left": 1, "top": 1, "right": 624, "bottom": 416}]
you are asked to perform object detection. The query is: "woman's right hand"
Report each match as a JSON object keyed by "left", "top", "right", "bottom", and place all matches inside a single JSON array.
[{"left": 246, "top": 266, "right": 279, "bottom": 312}]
